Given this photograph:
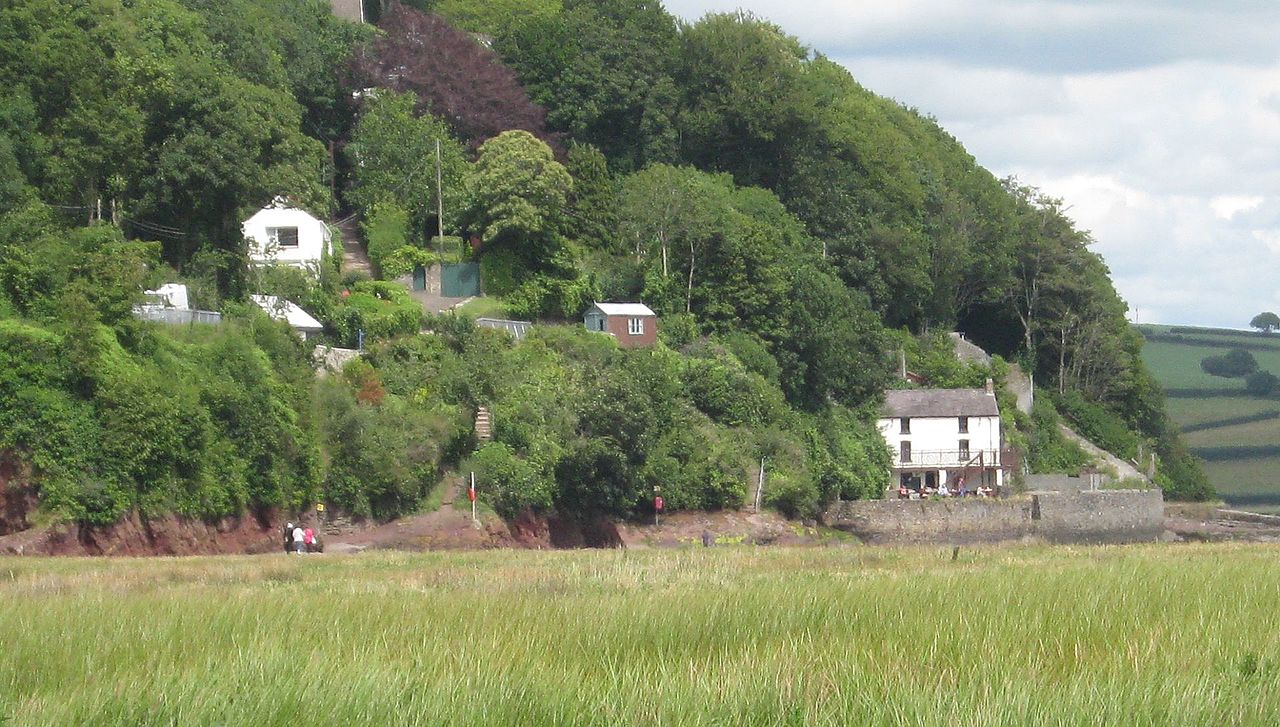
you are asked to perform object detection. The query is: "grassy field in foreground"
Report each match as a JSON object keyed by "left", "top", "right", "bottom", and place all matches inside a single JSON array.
[{"left": 4, "top": 546, "right": 1280, "bottom": 725}]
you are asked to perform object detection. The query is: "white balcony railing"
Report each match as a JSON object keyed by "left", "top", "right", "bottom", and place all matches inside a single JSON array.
[{"left": 892, "top": 449, "right": 1000, "bottom": 469}]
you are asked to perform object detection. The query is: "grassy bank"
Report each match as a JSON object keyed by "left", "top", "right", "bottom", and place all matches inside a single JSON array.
[{"left": 3, "top": 546, "right": 1280, "bottom": 725}]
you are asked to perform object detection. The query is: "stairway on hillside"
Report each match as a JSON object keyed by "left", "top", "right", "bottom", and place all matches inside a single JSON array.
[
  {"left": 334, "top": 214, "right": 372, "bottom": 277},
  {"left": 475, "top": 407, "right": 493, "bottom": 442}
]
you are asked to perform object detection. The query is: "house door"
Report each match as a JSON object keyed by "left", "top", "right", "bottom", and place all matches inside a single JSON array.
[
  {"left": 412, "top": 266, "right": 426, "bottom": 291},
  {"left": 925, "top": 471, "right": 938, "bottom": 489}
]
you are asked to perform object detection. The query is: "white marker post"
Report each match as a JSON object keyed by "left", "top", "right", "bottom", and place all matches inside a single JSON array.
[{"left": 469, "top": 471, "right": 478, "bottom": 524}]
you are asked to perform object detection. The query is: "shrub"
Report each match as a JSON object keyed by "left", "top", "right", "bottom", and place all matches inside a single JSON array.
[
  {"left": 1027, "top": 398, "right": 1092, "bottom": 475},
  {"left": 1053, "top": 390, "right": 1141, "bottom": 461},
  {"left": 465, "top": 442, "right": 553, "bottom": 519},
  {"left": 554, "top": 438, "right": 641, "bottom": 517},
  {"left": 658, "top": 312, "right": 698, "bottom": 348},
  {"left": 331, "top": 281, "right": 422, "bottom": 346},
  {"left": 363, "top": 202, "right": 412, "bottom": 275},
  {"left": 503, "top": 274, "right": 598, "bottom": 321},
  {"left": 717, "top": 331, "right": 781, "bottom": 384},
  {"left": 763, "top": 471, "right": 819, "bottom": 520},
  {"left": 1201, "top": 349, "right": 1259, "bottom": 378},
  {"left": 1246, "top": 370, "right": 1280, "bottom": 397},
  {"left": 479, "top": 247, "right": 523, "bottom": 296}
]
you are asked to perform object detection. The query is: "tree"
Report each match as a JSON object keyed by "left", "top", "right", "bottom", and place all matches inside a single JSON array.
[
  {"left": 1201, "top": 349, "right": 1258, "bottom": 378},
  {"left": 675, "top": 11, "right": 810, "bottom": 189},
  {"left": 616, "top": 164, "right": 731, "bottom": 310},
  {"left": 465, "top": 130, "right": 572, "bottom": 265},
  {"left": 497, "top": 0, "right": 681, "bottom": 172},
  {"left": 346, "top": 91, "right": 468, "bottom": 237},
  {"left": 1251, "top": 312, "right": 1280, "bottom": 334},
  {"left": 1246, "top": 370, "right": 1279, "bottom": 397},
  {"left": 564, "top": 142, "right": 619, "bottom": 252},
  {"left": 349, "top": 4, "right": 552, "bottom": 148}
]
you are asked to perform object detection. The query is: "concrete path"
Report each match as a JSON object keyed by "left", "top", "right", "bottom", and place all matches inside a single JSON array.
[
  {"left": 1006, "top": 363, "right": 1034, "bottom": 415},
  {"left": 1058, "top": 424, "right": 1150, "bottom": 483},
  {"left": 334, "top": 214, "right": 372, "bottom": 277}
]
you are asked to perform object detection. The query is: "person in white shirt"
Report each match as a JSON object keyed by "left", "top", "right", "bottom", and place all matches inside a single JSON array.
[
  {"left": 937, "top": 483, "right": 950, "bottom": 497},
  {"left": 292, "top": 525, "right": 305, "bottom": 554}
]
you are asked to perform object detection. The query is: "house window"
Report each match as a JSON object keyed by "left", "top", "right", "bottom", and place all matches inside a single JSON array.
[
  {"left": 900, "top": 441, "right": 911, "bottom": 463},
  {"left": 628, "top": 317, "right": 644, "bottom": 335},
  {"left": 959, "top": 439, "right": 970, "bottom": 460},
  {"left": 268, "top": 226, "right": 300, "bottom": 248},
  {"left": 900, "top": 417, "right": 911, "bottom": 434},
  {"left": 958, "top": 416, "right": 969, "bottom": 433}
]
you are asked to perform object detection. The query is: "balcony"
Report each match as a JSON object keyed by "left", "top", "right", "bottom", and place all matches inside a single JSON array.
[{"left": 892, "top": 449, "right": 1000, "bottom": 469}]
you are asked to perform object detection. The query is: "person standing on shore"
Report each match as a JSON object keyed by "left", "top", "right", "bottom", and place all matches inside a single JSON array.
[
  {"left": 283, "top": 522, "right": 294, "bottom": 554},
  {"left": 292, "top": 524, "right": 305, "bottom": 554}
]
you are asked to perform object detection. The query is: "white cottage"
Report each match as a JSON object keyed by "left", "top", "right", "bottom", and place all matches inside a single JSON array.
[
  {"left": 243, "top": 197, "right": 333, "bottom": 270},
  {"left": 877, "top": 381, "right": 1004, "bottom": 495}
]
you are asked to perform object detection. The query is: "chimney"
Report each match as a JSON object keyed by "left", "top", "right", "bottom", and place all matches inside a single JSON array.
[{"left": 985, "top": 378, "right": 994, "bottom": 395}]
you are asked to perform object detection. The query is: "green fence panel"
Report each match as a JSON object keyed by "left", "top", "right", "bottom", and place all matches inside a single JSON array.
[{"left": 442, "top": 263, "right": 481, "bottom": 297}]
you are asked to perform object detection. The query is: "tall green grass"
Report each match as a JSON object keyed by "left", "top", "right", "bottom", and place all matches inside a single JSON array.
[{"left": 3, "top": 546, "right": 1280, "bottom": 725}]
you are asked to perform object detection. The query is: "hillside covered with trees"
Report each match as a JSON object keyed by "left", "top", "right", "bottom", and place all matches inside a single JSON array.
[{"left": 0, "top": 0, "right": 1210, "bottom": 536}]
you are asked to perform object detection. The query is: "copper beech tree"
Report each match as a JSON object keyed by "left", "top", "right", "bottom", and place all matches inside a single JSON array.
[{"left": 349, "top": 4, "right": 555, "bottom": 149}]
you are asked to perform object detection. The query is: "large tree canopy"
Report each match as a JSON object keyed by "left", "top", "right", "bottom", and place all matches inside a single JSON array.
[{"left": 350, "top": 4, "right": 552, "bottom": 148}]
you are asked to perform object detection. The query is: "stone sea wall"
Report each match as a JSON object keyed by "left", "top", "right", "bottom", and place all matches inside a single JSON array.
[{"left": 824, "top": 489, "right": 1164, "bottom": 545}]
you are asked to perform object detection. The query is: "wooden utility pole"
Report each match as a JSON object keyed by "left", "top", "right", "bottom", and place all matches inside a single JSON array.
[{"left": 435, "top": 139, "right": 445, "bottom": 257}]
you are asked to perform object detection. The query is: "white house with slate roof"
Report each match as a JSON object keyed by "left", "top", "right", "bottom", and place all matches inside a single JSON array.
[
  {"left": 877, "top": 380, "right": 1004, "bottom": 493},
  {"left": 243, "top": 197, "right": 333, "bottom": 272}
]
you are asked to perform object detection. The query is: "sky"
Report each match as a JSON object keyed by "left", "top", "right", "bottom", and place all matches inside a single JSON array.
[{"left": 662, "top": 0, "right": 1280, "bottom": 328}]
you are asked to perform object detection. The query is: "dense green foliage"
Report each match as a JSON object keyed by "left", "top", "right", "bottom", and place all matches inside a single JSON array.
[
  {"left": 0, "top": 0, "right": 1214, "bottom": 533},
  {"left": 368, "top": 319, "right": 889, "bottom": 521}
]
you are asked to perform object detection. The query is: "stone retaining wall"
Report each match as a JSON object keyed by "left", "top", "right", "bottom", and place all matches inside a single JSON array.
[{"left": 824, "top": 489, "right": 1164, "bottom": 545}]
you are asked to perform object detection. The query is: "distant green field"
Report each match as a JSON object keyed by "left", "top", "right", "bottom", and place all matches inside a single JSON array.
[
  {"left": 1141, "top": 340, "right": 1249, "bottom": 391},
  {"left": 5, "top": 547, "right": 1280, "bottom": 725},
  {"left": 1164, "top": 396, "right": 1278, "bottom": 427},
  {"left": 1139, "top": 324, "right": 1280, "bottom": 511},
  {"left": 1185, "top": 417, "right": 1280, "bottom": 448},
  {"left": 1198, "top": 459, "right": 1280, "bottom": 513}
]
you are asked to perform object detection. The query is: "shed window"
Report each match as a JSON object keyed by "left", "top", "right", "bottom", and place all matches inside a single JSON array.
[
  {"left": 267, "top": 226, "right": 299, "bottom": 248},
  {"left": 958, "top": 416, "right": 969, "bottom": 433},
  {"left": 628, "top": 317, "right": 644, "bottom": 335},
  {"left": 900, "top": 417, "right": 911, "bottom": 434}
]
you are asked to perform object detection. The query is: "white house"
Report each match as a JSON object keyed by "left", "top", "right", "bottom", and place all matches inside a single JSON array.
[
  {"left": 877, "top": 381, "right": 1004, "bottom": 494},
  {"left": 250, "top": 295, "right": 324, "bottom": 340},
  {"left": 583, "top": 302, "right": 658, "bottom": 349},
  {"left": 243, "top": 197, "right": 333, "bottom": 271}
]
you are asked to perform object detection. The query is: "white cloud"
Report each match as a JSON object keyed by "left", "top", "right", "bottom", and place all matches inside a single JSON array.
[{"left": 1211, "top": 196, "right": 1264, "bottom": 220}]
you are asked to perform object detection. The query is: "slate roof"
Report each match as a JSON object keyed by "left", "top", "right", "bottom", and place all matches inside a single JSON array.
[
  {"left": 591, "top": 302, "right": 656, "bottom": 317},
  {"left": 881, "top": 388, "right": 999, "bottom": 418}
]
